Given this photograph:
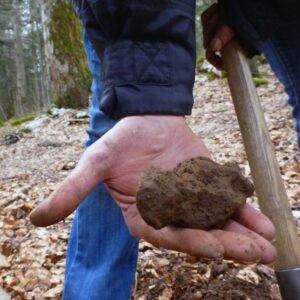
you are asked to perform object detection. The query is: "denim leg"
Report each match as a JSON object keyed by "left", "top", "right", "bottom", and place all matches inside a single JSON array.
[
  {"left": 256, "top": 19, "right": 300, "bottom": 147},
  {"left": 63, "top": 32, "right": 139, "bottom": 300}
]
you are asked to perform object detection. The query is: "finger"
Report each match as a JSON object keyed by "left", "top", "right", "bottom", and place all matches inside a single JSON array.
[
  {"left": 30, "top": 142, "right": 110, "bottom": 227},
  {"left": 152, "top": 227, "right": 224, "bottom": 259},
  {"left": 201, "top": 3, "right": 218, "bottom": 27},
  {"left": 210, "top": 230, "right": 262, "bottom": 264},
  {"left": 234, "top": 204, "right": 276, "bottom": 241},
  {"left": 206, "top": 50, "right": 223, "bottom": 70},
  {"left": 203, "top": 13, "right": 221, "bottom": 49},
  {"left": 224, "top": 220, "right": 277, "bottom": 264},
  {"left": 124, "top": 205, "right": 224, "bottom": 259},
  {"left": 210, "top": 25, "right": 235, "bottom": 52},
  {"left": 210, "top": 26, "right": 235, "bottom": 52}
]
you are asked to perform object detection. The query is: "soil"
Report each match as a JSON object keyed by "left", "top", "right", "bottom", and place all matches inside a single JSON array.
[
  {"left": 137, "top": 157, "right": 254, "bottom": 230},
  {"left": 134, "top": 250, "right": 280, "bottom": 300}
]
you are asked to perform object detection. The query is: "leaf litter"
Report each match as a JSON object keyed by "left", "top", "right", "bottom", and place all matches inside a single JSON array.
[{"left": 0, "top": 66, "right": 299, "bottom": 299}]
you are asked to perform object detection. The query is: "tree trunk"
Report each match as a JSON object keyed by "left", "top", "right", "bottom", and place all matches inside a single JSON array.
[
  {"left": 0, "top": 103, "right": 8, "bottom": 121},
  {"left": 41, "top": 0, "right": 91, "bottom": 108},
  {"left": 13, "top": 0, "right": 27, "bottom": 116}
]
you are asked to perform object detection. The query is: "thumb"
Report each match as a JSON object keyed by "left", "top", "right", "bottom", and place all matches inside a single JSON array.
[
  {"left": 30, "top": 142, "right": 110, "bottom": 227},
  {"left": 210, "top": 25, "right": 236, "bottom": 52}
]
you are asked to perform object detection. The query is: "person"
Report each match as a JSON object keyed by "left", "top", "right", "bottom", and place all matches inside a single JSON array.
[
  {"left": 30, "top": 1, "right": 277, "bottom": 298},
  {"left": 202, "top": 1, "right": 300, "bottom": 148},
  {"left": 63, "top": 32, "right": 139, "bottom": 299}
]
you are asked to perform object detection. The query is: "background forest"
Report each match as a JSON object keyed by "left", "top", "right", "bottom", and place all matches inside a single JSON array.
[
  {"left": 0, "top": 0, "right": 212, "bottom": 124},
  {"left": 1, "top": 1, "right": 299, "bottom": 299}
]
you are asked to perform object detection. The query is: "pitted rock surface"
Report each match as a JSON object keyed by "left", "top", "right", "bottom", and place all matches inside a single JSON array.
[{"left": 137, "top": 157, "right": 254, "bottom": 230}]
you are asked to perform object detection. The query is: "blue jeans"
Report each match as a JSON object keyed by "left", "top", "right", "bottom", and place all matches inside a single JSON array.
[
  {"left": 257, "top": 19, "right": 300, "bottom": 147},
  {"left": 63, "top": 33, "right": 139, "bottom": 299}
]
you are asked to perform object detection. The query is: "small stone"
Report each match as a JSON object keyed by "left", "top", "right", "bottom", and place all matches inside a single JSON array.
[
  {"left": 137, "top": 157, "right": 254, "bottom": 230},
  {"left": 4, "top": 133, "right": 22, "bottom": 145},
  {"left": 73, "top": 111, "right": 89, "bottom": 119}
]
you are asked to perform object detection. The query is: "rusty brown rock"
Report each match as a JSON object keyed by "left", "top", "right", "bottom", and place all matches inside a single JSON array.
[{"left": 136, "top": 157, "right": 254, "bottom": 230}]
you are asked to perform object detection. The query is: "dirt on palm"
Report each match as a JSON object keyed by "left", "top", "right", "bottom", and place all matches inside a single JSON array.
[{"left": 137, "top": 157, "right": 254, "bottom": 230}]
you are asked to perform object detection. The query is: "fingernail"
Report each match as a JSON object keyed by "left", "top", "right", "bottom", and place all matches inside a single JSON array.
[
  {"left": 211, "top": 38, "right": 222, "bottom": 52},
  {"left": 239, "top": 258, "right": 261, "bottom": 265}
]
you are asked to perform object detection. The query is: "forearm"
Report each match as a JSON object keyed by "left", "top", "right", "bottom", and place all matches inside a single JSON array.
[{"left": 73, "top": 0, "right": 197, "bottom": 119}]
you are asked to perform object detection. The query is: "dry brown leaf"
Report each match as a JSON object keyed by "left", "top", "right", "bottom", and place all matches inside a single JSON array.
[
  {"left": 0, "top": 67, "right": 295, "bottom": 299},
  {"left": 0, "top": 253, "right": 10, "bottom": 268},
  {"left": 158, "top": 287, "right": 173, "bottom": 300}
]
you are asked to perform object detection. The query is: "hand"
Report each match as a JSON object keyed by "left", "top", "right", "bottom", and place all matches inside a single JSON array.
[
  {"left": 30, "top": 116, "right": 276, "bottom": 264},
  {"left": 201, "top": 3, "right": 235, "bottom": 69}
]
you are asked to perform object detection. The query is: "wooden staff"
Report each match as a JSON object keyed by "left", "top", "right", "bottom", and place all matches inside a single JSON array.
[{"left": 221, "top": 40, "right": 300, "bottom": 300}]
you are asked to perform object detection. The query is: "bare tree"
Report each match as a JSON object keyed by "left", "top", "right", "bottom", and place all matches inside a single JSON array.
[{"left": 13, "top": 0, "right": 27, "bottom": 116}]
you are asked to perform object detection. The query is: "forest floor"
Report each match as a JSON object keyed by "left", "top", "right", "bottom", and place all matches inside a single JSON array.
[{"left": 1, "top": 66, "right": 300, "bottom": 299}]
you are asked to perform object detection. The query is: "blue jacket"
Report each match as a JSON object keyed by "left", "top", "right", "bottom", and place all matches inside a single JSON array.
[
  {"left": 221, "top": 0, "right": 300, "bottom": 49},
  {"left": 71, "top": 0, "right": 196, "bottom": 119},
  {"left": 72, "top": 1, "right": 299, "bottom": 119}
]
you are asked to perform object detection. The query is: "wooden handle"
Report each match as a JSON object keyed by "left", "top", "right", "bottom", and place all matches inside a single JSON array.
[{"left": 221, "top": 40, "right": 300, "bottom": 270}]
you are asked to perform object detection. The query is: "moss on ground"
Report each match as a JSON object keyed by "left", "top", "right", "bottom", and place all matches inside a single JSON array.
[
  {"left": 20, "top": 127, "right": 32, "bottom": 133},
  {"left": 253, "top": 77, "right": 268, "bottom": 87},
  {"left": 9, "top": 114, "right": 37, "bottom": 127}
]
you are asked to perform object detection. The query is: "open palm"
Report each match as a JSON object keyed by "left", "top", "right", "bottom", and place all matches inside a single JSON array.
[{"left": 30, "top": 116, "right": 276, "bottom": 264}]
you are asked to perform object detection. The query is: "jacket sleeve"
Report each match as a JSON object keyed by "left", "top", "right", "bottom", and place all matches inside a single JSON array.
[
  {"left": 273, "top": 0, "right": 300, "bottom": 21},
  {"left": 75, "top": 0, "right": 196, "bottom": 119},
  {"left": 220, "top": 0, "right": 300, "bottom": 49}
]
